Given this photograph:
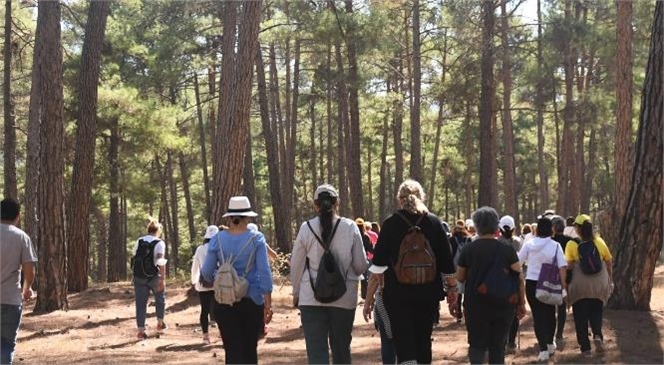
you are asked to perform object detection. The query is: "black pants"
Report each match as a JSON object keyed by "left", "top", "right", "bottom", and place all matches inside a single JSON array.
[
  {"left": 465, "top": 304, "right": 514, "bottom": 364},
  {"left": 384, "top": 296, "right": 437, "bottom": 364},
  {"left": 198, "top": 291, "right": 214, "bottom": 334},
  {"left": 556, "top": 302, "right": 566, "bottom": 339},
  {"left": 213, "top": 297, "right": 264, "bottom": 364},
  {"left": 526, "top": 280, "right": 556, "bottom": 352},
  {"left": 508, "top": 314, "right": 519, "bottom": 346},
  {"left": 572, "top": 298, "right": 603, "bottom": 352}
]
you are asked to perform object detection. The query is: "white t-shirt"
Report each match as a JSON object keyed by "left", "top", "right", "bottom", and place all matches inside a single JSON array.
[
  {"left": 518, "top": 236, "right": 567, "bottom": 281},
  {"left": 134, "top": 235, "right": 167, "bottom": 266},
  {"left": 190, "top": 243, "right": 213, "bottom": 292}
]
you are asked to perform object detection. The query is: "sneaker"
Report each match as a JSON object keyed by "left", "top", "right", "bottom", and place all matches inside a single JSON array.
[
  {"left": 456, "top": 317, "right": 462, "bottom": 324},
  {"left": 547, "top": 342, "right": 557, "bottom": 355},
  {"left": 157, "top": 322, "right": 168, "bottom": 332},
  {"left": 556, "top": 336, "right": 564, "bottom": 346},
  {"left": 203, "top": 335, "right": 211, "bottom": 345},
  {"left": 537, "top": 351, "right": 550, "bottom": 362},
  {"left": 594, "top": 335, "right": 604, "bottom": 352},
  {"left": 137, "top": 331, "right": 148, "bottom": 340},
  {"left": 582, "top": 350, "right": 592, "bottom": 358},
  {"left": 506, "top": 343, "right": 517, "bottom": 354}
]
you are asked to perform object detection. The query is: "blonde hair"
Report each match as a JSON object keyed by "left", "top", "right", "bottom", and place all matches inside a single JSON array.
[
  {"left": 147, "top": 219, "right": 163, "bottom": 234},
  {"left": 397, "top": 179, "right": 428, "bottom": 215}
]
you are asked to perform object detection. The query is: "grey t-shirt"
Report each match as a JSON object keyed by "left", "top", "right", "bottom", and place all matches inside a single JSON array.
[{"left": 1, "top": 223, "right": 38, "bottom": 305}]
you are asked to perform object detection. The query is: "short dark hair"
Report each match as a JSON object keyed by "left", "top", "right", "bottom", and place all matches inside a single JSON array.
[
  {"left": 472, "top": 206, "right": 499, "bottom": 235},
  {"left": 566, "top": 216, "right": 575, "bottom": 226},
  {"left": 551, "top": 215, "right": 566, "bottom": 233},
  {"left": 536, "top": 216, "right": 553, "bottom": 237},
  {"left": 1, "top": 198, "right": 21, "bottom": 221}
]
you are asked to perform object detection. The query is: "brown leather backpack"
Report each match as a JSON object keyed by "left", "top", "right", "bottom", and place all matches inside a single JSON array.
[{"left": 393, "top": 212, "right": 437, "bottom": 285}]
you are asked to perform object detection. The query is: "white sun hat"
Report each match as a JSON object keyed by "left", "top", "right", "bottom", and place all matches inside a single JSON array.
[{"left": 222, "top": 196, "right": 258, "bottom": 218}]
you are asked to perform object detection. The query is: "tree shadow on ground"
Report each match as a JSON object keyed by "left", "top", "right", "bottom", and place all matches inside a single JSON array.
[
  {"left": 88, "top": 339, "right": 142, "bottom": 351},
  {"left": 20, "top": 316, "right": 133, "bottom": 341},
  {"left": 607, "top": 309, "right": 663, "bottom": 364},
  {"left": 155, "top": 343, "right": 211, "bottom": 353}
]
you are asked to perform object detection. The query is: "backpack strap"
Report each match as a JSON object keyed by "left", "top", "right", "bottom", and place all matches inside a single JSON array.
[
  {"left": 395, "top": 211, "right": 425, "bottom": 229},
  {"left": 218, "top": 233, "right": 256, "bottom": 267}
]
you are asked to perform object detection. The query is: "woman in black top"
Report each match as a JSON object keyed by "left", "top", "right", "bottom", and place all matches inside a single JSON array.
[{"left": 368, "top": 179, "right": 458, "bottom": 364}]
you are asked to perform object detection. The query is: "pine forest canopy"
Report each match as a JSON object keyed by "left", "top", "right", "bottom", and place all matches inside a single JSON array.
[{"left": 0, "top": 0, "right": 662, "bottom": 311}]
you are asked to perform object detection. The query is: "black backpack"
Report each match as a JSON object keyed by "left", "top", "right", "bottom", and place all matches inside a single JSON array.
[
  {"left": 476, "top": 244, "right": 519, "bottom": 307},
  {"left": 305, "top": 219, "right": 346, "bottom": 303},
  {"left": 132, "top": 239, "right": 160, "bottom": 279},
  {"left": 577, "top": 240, "right": 603, "bottom": 275}
]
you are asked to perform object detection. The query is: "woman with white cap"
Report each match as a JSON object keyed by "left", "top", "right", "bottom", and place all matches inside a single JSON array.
[
  {"left": 201, "top": 196, "right": 273, "bottom": 364},
  {"left": 290, "top": 183, "right": 369, "bottom": 364},
  {"left": 191, "top": 224, "right": 221, "bottom": 344},
  {"left": 497, "top": 215, "right": 522, "bottom": 353}
]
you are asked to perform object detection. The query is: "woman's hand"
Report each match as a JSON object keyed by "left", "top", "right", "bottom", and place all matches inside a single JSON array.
[
  {"left": 157, "top": 278, "right": 165, "bottom": 293},
  {"left": 363, "top": 295, "right": 375, "bottom": 322},
  {"left": 264, "top": 306, "right": 273, "bottom": 324},
  {"left": 292, "top": 295, "right": 299, "bottom": 308},
  {"left": 516, "top": 303, "right": 527, "bottom": 320}
]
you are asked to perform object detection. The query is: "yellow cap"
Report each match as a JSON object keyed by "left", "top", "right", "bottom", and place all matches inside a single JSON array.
[
  {"left": 355, "top": 217, "right": 365, "bottom": 226},
  {"left": 574, "top": 214, "right": 591, "bottom": 225}
]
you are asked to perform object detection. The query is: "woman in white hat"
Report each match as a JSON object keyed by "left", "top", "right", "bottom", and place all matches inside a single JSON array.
[
  {"left": 290, "top": 184, "right": 370, "bottom": 364},
  {"left": 190, "top": 224, "right": 221, "bottom": 344},
  {"left": 200, "top": 196, "right": 273, "bottom": 364}
]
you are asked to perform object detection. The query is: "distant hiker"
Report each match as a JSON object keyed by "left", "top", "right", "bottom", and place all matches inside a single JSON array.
[
  {"left": 563, "top": 216, "right": 580, "bottom": 239},
  {"left": 450, "top": 220, "right": 472, "bottom": 324},
  {"left": 466, "top": 218, "right": 477, "bottom": 239},
  {"left": 521, "top": 224, "right": 533, "bottom": 244},
  {"left": 290, "top": 184, "right": 369, "bottom": 364},
  {"left": 371, "top": 221, "right": 381, "bottom": 236},
  {"left": 1, "top": 198, "right": 37, "bottom": 365},
  {"left": 497, "top": 215, "right": 523, "bottom": 354},
  {"left": 518, "top": 217, "right": 568, "bottom": 362},
  {"left": 191, "top": 225, "right": 220, "bottom": 344},
  {"left": 132, "top": 219, "right": 168, "bottom": 340},
  {"left": 201, "top": 196, "right": 273, "bottom": 365},
  {"left": 363, "top": 266, "right": 397, "bottom": 364},
  {"left": 550, "top": 215, "right": 578, "bottom": 344},
  {"left": 564, "top": 214, "right": 613, "bottom": 358},
  {"left": 370, "top": 179, "right": 458, "bottom": 364},
  {"left": 456, "top": 207, "right": 525, "bottom": 364},
  {"left": 365, "top": 221, "right": 378, "bottom": 246},
  {"left": 356, "top": 217, "right": 373, "bottom": 300}
]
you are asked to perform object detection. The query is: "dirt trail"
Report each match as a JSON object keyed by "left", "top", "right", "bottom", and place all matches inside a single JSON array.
[{"left": 14, "top": 280, "right": 664, "bottom": 364}]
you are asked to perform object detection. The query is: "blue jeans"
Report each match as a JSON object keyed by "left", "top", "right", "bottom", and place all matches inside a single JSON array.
[
  {"left": 374, "top": 306, "right": 396, "bottom": 364},
  {"left": 299, "top": 306, "right": 356, "bottom": 364},
  {"left": 1, "top": 304, "right": 22, "bottom": 365},
  {"left": 134, "top": 276, "right": 165, "bottom": 330}
]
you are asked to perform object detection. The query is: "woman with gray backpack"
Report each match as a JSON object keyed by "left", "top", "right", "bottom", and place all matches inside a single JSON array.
[
  {"left": 200, "top": 196, "right": 273, "bottom": 365},
  {"left": 563, "top": 214, "right": 613, "bottom": 358},
  {"left": 290, "top": 184, "right": 369, "bottom": 364}
]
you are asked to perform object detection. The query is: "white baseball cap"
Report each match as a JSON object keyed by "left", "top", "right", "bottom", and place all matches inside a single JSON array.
[
  {"left": 499, "top": 215, "right": 516, "bottom": 231},
  {"left": 203, "top": 225, "right": 219, "bottom": 239}
]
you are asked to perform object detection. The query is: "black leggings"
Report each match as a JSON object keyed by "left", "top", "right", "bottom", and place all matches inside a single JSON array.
[
  {"left": 526, "top": 280, "right": 556, "bottom": 352},
  {"left": 198, "top": 291, "right": 214, "bottom": 334}
]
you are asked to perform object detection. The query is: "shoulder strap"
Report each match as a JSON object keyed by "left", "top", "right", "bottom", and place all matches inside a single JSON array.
[
  {"left": 306, "top": 219, "right": 341, "bottom": 250},
  {"left": 395, "top": 211, "right": 425, "bottom": 229},
  {"left": 218, "top": 233, "right": 256, "bottom": 266}
]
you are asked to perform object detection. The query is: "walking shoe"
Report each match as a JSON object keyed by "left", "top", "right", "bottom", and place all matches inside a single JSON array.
[
  {"left": 537, "top": 351, "right": 549, "bottom": 362},
  {"left": 157, "top": 322, "right": 168, "bottom": 332},
  {"left": 456, "top": 317, "right": 462, "bottom": 324},
  {"left": 202, "top": 334, "right": 211, "bottom": 345},
  {"left": 505, "top": 343, "right": 517, "bottom": 354},
  {"left": 593, "top": 335, "right": 604, "bottom": 352},
  {"left": 137, "top": 331, "right": 148, "bottom": 340},
  {"left": 555, "top": 336, "right": 564, "bottom": 346},
  {"left": 582, "top": 350, "right": 592, "bottom": 358},
  {"left": 547, "top": 342, "right": 557, "bottom": 355}
]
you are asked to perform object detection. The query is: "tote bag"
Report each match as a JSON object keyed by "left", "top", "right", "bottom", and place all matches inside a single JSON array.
[{"left": 535, "top": 248, "right": 563, "bottom": 306}]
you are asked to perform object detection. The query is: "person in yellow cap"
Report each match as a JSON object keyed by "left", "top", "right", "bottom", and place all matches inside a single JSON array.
[{"left": 563, "top": 214, "right": 613, "bottom": 358}]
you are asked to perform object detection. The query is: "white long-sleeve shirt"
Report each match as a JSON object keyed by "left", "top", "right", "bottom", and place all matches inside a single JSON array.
[
  {"left": 290, "top": 217, "right": 369, "bottom": 309},
  {"left": 518, "top": 236, "right": 568, "bottom": 281},
  {"left": 191, "top": 243, "right": 213, "bottom": 292}
]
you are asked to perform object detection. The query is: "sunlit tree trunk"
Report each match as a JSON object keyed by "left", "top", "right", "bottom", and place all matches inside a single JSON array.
[
  {"left": 409, "top": 0, "right": 422, "bottom": 182},
  {"left": 500, "top": 0, "right": 518, "bottom": 219},
  {"left": 478, "top": 0, "right": 497, "bottom": 208},
  {"left": 3, "top": 0, "right": 17, "bottom": 200}
]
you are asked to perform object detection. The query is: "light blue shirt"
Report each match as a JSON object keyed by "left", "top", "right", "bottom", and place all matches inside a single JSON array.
[{"left": 201, "top": 229, "right": 273, "bottom": 305}]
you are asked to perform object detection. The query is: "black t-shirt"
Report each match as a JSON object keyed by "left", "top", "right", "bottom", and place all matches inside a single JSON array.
[
  {"left": 552, "top": 233, "right": 578, "bottom": 252},
  {"left": 361, "top": 233, "right": 373, "bottom": 260},
  {"left": 372, "top": 210, "right": 455, "bottom": 302},
  {"left": 458, "top": 238, "right": 519, "bottom": 311}
]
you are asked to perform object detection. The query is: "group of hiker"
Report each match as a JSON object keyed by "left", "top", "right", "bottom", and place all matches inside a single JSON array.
[{"left": 0, "top": 179, "right": 615, "bottom": 364}]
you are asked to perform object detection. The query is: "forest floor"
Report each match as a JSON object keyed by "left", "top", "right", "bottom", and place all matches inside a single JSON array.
[{"left": 14, "top": 268, "right": 664, "bottom": 365}]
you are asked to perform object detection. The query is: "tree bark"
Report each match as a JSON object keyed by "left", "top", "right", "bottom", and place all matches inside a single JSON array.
[
  {"left": 393, "top": 58, "right": 405, "bottom": 189},
  {"left": 34, "top": 0, "right": 68, "bottom": 312},
  {"left": 166, "top": 151, "right": 180, "bottom": 274},
  {"left": 179, "top": 153, "right": 196, "bottom": 242},
  {"left": 335, "top": 41, "right": 349, "bottom": 217},
  {"left": 213, "top": 0, "right": 262, "bottom": 223},
  {"left": 106, "top": 116, "right": 123, "bottom": 283},
  {"left": 3, "top": 0, "right": 17, "bottom": 200},
  {"left": 536, "top": 0, "right": 549, "bottom": 213},
  {"left": 478, "top": 0, "right": 497, "bottom": 208},
  {"left": 500, "top": 0, "right": 518, "bottom": 219},
  {"left": 94, "top": 206, "right": 107, "bottom": 283},
  {"left": 379, "top": 80, "right": 391, "bottom": 222},
  {"left": 608, "top": 1, "right": 662, "bottom": 310},
  {"left": 66, "top": 0, "right": 110, "bottom": 292},
  {"left": 155, "top": 156, "right": 171, "bottom": 275},
  {"left": 409, "top": 0, "right": 422, "bottom": 182},
  {"left": 243, "top": 136, "right": 259, "bottom": 220},
  {"left": 428, "top": 31, "right": 448, "bottom": 208},
  {"left": 193, "top": 74, "right": 212, "bottom": 223}
]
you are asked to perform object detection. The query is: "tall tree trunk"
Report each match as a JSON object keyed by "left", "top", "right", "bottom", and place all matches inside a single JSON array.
[
  {"left": 409, "top": 0, "right": 423, "bottom": 182},
  {"left": 155, "top": 156, "right": 172, "bottom": 275},
  {"left": 343, "top": 0, "right": 365, "bottom": 217},
  {"left": 379, "top": 80, "right": 391, "bottom": 222},
  {"left": 212, "top": 0, "right": 237, "bottom": 222},
  {"left": 309, "top": 94, "right": 317, "bottom": 189},
  {"left": 581, "top": 128, "right": 596, "bottom": 213},
  {"left": 106, "top": 116, "right": 123, "bottom": 283},
  {"left": 536, "top": 0, "right": 549, "bottom": 213},
  {"left": 559, "top": 0, "right": 577, "bottom": 216},
  {"left": 429, "top": 31, "right": 448, "bottom": 208},
  {"left": 24, "top": 5, "right": 44, "bottom": 257},
  {"left": 213, "top": 1, "right": 262, "bottom": 223},
  {"left": 243, "top": 137, "right": 258, "bottom": 218},
  {"left": 478, "top": 0, "right": 497, "bottom": 208},
  {"left": 326, "top": 43, "right": 334, "bottom": 184},
  {"left": 335, "top": 42, "right": 350, "bottom": 217},
  {"left": 608, "top": 2, "right": 662, "bottom": 310},
  {"left": 500, "top": 1, "right": 518, "bottom": 218},
  {"left": 255, "top": 43, "right": 289, "bottom": 252},
  {"left": 94, "top": 206, "right": 107, "bottom": 283},
  {"left": 3, "top": 0, "right": 17, "bottom": 199},
  {"left": 193, "top": 74, "right": 212, "bottom": 223},
  {"left": 286, "top": 39, "right": 300, "bottom": 221},
  {"left": 34, "top": 0, "right": 68, "bottom": 312},
  {"left": 463, "top": 101, "right": 474, "bottom": 217},
  {"left": 66, "top": 0, "right": 110, "bottom": 292},
  {"left": 179, "top": 153, "right": 196, "bottom": 242},
  {"left": 393, "top": 59, "right": 405, "bottom": 188},
  {"left": 167, "top": 152, "right": 179, "bottom": 274}
]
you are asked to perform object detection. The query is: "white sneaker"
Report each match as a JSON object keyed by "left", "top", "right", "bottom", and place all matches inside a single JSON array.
[
  {"left": 537, "top": 351, "right": 550, "bottom": 362},
  {"left": 547, "top": 342, "right": 557, "bottom": 355},
  {"left": 594, "top": 335, "right": 604, "bottom": 352}
]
